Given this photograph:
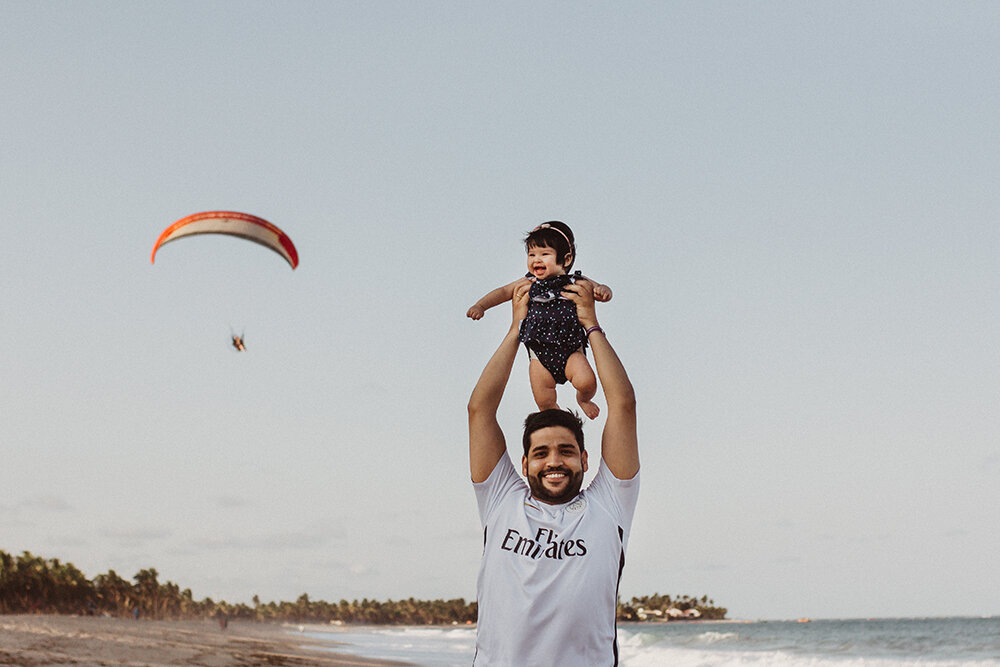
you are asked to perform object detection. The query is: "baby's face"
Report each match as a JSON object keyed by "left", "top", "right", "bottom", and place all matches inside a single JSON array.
[{"left": 526, "top": 244, "right": 567, "bottom": 280}]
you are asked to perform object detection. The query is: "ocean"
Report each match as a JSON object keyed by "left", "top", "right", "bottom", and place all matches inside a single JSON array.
[{"left": 300, "top": 617, "right": 1000, "bottom": 666}]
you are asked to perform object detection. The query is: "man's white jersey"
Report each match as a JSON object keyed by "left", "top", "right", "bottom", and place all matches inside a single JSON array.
[{"left": 473, "top": 454, "right": 640, "bottom": 666}]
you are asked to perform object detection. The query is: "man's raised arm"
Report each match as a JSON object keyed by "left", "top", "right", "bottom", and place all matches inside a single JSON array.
[
  {"left": 468, "top": 280, "right": 531, "bottom": 483},
  {"left": 564, "top": 280, "right": 639, "bottom": 480}
]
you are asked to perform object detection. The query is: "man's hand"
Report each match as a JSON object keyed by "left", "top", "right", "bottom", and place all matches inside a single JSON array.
[
  {"left": 562, "top": 280, "right": 599, "bottom": 330},
  {"left": 511, "top": 278, "right": 531, "bottom": 325}
]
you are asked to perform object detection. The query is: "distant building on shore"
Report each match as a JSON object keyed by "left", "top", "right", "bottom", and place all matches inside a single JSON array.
[{"left": 637, "top": 607, "right": 702, "bottom": 621}]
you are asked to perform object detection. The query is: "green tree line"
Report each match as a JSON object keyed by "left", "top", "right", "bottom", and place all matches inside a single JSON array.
[{"left": 0, "top": 550, "right": 725, "bottom": 623}]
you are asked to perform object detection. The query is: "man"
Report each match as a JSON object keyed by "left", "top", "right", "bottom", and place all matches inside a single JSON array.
[{"left": 468, "top": 278, "right": 639, "bottom": 666}]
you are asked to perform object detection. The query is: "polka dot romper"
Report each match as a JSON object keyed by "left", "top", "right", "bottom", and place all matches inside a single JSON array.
[{"left": 517, "top": 272, "right": 587, "bottom": 384}]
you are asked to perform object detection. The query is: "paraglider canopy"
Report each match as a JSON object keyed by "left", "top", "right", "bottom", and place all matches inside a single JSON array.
[{"left": 151, "top": 211, "right": 299, "bottom": 269}]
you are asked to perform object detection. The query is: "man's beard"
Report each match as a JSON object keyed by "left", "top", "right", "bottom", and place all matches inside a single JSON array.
[{"left": 527, "top": 466, "right": 585, "bottom": 504}]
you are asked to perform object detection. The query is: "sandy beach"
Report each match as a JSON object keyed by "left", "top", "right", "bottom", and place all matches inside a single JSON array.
[{"left": 0, "top": 615, "right": 402, "bottom": 666}]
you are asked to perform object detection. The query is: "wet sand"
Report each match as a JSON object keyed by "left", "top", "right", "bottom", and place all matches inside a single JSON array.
[{"left": 0, "top": 614, "right": 403, "bottom": 666}]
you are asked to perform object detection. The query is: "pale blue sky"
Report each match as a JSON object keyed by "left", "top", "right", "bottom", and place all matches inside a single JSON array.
[{"left": 2, "top": 1, "right": 997, "bottom": 620}]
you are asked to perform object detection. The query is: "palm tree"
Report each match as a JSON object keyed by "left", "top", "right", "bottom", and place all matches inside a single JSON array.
[{"left": 133, "top": 568, "right": 161, "bottom": 618}]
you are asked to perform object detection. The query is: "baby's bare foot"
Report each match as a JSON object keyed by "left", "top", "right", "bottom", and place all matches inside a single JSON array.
[{"left": 578, "top": 398, "right": 600, "bottom": 420}]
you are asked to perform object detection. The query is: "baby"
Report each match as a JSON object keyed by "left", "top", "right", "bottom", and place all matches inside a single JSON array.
[{"left": 467, "top": 221, "right": 612, "bottom": 419}]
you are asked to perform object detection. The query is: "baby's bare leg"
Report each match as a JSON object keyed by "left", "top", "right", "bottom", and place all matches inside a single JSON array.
[
  {"left": 529, "top": 358, "right": 560, "bottom": 411},
  {"left": 565, "top": 351, "right": 599, "bottom": 419}
]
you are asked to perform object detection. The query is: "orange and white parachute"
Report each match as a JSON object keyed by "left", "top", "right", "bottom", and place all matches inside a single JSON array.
[{"left": 151, "top": 211, "right": 299, "bottom": 269}]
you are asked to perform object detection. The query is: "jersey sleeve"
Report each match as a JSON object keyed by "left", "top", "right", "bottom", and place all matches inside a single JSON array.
[
  {"left": 473, "top": 453, "right": 527, "bottom": 527},
  {"left": 586, "top": 460, "right": 641, "bottom": 547}
]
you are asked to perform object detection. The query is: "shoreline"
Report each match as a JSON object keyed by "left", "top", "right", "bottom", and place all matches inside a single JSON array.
[{"left": 0, "top": 614, "right": 404, "bottom": 666}]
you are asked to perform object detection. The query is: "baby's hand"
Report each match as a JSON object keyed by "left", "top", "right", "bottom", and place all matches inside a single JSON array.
[
  {"left": 594, "top": 284, "right": 613, "bottom": 302},
  {"left": 467, "top": 304, "right": 485, "bottom": 320}
]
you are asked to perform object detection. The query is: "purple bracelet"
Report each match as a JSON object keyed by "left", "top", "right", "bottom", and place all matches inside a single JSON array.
[{"left": 585, "top": 326, "right": 604, "bottom": 337}]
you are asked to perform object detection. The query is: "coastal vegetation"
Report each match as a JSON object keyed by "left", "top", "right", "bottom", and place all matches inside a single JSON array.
[
  {"left": 619, "top": 592, "right": 728, "bottom": 621},
  {"left": 0, "top": 550, "right": 726, "bottom": 624}
]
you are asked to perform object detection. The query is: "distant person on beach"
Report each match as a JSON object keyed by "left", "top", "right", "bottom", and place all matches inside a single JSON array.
[
  {"left": 468, "top": 277, "right": 639, "bottom": 666},
  {"left": 467, "top": 221, "right": 613, "bottom": 419}
]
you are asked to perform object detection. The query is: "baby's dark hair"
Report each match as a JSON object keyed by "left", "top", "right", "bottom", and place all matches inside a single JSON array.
[{"left": 524, "top": 221, "right": 576, "bottom": 270}]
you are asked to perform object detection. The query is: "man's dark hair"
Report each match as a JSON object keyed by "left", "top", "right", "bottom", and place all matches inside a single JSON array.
[
  {"left": 522, "top": 409, "right": 585, "bottom": 456},
  {"left": 524, "top": 220, "right": 576, "bottom": 270}
]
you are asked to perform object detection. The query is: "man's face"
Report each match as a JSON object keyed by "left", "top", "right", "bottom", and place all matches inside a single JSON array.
[{"left": 522, "top": 425, "right": 588, "bottom": 504}]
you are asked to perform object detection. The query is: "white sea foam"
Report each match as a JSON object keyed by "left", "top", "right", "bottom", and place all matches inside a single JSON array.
[
  {"left": 301, "top": 618, "right": 1000, "bottom": 666},
  {"left": 694, "top": 631, "right": 741, "bottom": 644},
  {"left": 615, "top": 619, "right": 1000, "bottom": 667},
  {"left": 616, "top": 645, "right": 1000, "bottom": 667},
  {"left": 303, "top": 625, "right": 476, "bottom": 665}
]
